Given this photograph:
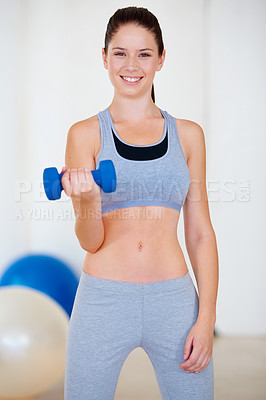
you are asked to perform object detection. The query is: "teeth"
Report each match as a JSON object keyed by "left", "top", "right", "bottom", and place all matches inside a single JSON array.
[{"left": 122, "top": 76, "right": 142, "bottom": 82}]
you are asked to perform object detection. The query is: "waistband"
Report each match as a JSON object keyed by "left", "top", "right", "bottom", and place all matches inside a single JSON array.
[{"left": 80, "top": 269, "right": 193, "bottom": 294}]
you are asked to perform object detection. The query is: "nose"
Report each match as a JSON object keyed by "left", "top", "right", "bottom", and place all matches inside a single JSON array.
[{"left": 124, "top": 56, "right": 139, "bottom": 71}]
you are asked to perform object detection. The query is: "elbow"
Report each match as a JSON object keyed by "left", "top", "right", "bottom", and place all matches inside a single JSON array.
[
  {"left": 87, "top": 242, "right": 103, "bottom": 254},
  {"left": 185, "top": 229, "right": 216, "bottom": 250},
  {"left": 78, "top": 233, "right": 104, "bottom": 254},
  {"left": 74, "top": 220, "right": 105, "bottom": 253},
  {"left": 78, "top": 240, "right": 103, "bottom": 254},
  {"left": 186, "top": 227, "right": 216, "bottom": 244}
]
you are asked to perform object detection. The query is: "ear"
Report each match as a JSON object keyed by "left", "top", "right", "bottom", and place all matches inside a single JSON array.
[
  {"left": 102, "top": 48, "right": 108, "bottom": 70},
  {"left": 156, "top": 48, "right": 166, "bottom": 72}
]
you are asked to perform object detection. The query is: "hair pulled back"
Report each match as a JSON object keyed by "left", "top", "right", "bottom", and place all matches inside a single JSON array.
[{"left": 104, "top": 6, "right": 164, "bottom": 103}]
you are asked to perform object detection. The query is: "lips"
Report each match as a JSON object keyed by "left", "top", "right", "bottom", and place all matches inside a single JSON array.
[
  {"left": 120, "top": 75, "right": 143, "bottom": 78},
  {"left": 120, "top": 75, "right": 144, "bottom": 84}
]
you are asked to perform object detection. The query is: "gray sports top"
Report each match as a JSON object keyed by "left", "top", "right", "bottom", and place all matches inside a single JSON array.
[{"left": 96, "top": 107, "right": 190, "bottom": 215}]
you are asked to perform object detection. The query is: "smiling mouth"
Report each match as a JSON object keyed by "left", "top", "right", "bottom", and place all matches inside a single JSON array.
[{"left": 120, "top": 75, "right": 144, "bottom": 83}]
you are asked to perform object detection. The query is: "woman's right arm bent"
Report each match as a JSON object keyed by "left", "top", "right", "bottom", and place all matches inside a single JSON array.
[{"left": 62, "top": 118, "right": 104, "bottom": 253}]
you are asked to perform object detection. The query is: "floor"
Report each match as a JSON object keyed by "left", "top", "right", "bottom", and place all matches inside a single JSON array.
[{"left": 6, "top": 336, "right": 266, "bottom": 400}]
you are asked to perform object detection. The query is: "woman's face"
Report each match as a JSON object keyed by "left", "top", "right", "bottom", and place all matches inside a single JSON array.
[{"left": 102, "top": 23, "right": 165, "bottom": 99}]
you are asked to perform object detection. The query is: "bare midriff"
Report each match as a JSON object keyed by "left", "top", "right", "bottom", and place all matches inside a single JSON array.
[
  {"left": 82, "top": 205, "right": 189, "bottom": 283},
  {"left": 82, "top": 113, "right": 189, "bottom": 283}
]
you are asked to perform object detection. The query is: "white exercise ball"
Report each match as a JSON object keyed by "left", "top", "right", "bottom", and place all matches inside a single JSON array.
[{"left": 0, "top": 285, "right": 69, "bottom": 398}]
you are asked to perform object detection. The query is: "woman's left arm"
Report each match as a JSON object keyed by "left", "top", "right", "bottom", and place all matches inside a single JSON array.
[{"left": 178, "top": 120, "right": 219, "bottom": 373}]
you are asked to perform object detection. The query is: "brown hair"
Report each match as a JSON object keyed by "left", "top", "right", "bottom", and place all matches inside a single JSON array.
[{"left": 104, "top": 6, "right": 164, "bottom": 103}]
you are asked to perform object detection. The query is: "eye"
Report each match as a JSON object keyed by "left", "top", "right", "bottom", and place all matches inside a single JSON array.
[{"left": 114, "top": 52, "right": 151, "bottom": 57}]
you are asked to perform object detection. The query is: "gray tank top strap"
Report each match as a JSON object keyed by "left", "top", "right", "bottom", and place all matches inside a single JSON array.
[
  {"left": 96, "top": 109, "right": 114, "bottom": 168},
  {"left": 162, "top": 109, "right": 187, "bottom": 164}
]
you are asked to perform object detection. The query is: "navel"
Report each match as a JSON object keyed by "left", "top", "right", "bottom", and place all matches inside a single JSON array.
[{"left": 137, "top": 241, "right": 144, "bottom": 252}]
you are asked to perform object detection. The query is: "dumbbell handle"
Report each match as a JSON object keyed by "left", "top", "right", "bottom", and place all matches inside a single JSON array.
[{"left": 43, "top": 159, "right": 116, "bottom": 200}]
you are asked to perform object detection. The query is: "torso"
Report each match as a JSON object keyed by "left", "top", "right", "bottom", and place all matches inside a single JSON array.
[{"left": 82, "top": 111, "right": 191, "bottom": 283}]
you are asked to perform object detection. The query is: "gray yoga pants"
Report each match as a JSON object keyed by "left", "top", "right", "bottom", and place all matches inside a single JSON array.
[{"left": 64, "top": 270, "right": 214, "bottom": 399}]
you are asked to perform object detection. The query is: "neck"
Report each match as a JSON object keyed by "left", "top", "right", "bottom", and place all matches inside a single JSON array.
[{"left": 108, "top": 95, "right": 160, "bottom": 124}]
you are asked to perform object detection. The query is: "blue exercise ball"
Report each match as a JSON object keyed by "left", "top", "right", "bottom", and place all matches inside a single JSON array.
[{"left": 0, "top": 253, "right": 79, "bottom": 318}]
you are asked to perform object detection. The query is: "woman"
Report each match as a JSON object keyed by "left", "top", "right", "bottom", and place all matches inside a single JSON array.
[{"left": 63, "top": 6, "right": 219, "bottom": 400}]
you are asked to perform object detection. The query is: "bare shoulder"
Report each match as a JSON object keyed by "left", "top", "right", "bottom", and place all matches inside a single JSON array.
[
  {"left": 68, "top": 114, "right": 100, "bottom": 144},
  {"left": 174, "top": 117, "right": 205, "bottom": 161},
  {"left": 65, "top": 114, "right": 100, "bottom": 170}
]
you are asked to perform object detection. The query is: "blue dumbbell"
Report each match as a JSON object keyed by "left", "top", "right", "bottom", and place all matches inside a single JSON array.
[{"left": 43, "top": 159, "right": 116, "bottom": 200}]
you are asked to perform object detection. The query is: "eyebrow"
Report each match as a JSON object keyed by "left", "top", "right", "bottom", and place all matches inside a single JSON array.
[{"left": 112, "top": 47, "right": 154, "bottom": 52}]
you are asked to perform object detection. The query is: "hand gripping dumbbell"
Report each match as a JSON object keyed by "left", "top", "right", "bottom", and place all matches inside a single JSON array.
[{"left": 43, "top": 159, "right": 117, "bottom": 200}]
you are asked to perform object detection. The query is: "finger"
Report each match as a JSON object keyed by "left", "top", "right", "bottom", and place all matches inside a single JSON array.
[
  {"left": 78, "top": 168, "right": 87, "bottom": 192},
  {"left": 70, "top": 169, "right": 79, "bottom": 197},
  {"left": 180, "top": 341, "right": 195, "bottom": 367},
  {"left": 61, "top": 170, "right": 71, "bottom": 196},
  {"left": 194, "top": 354, "right": 210, "bottom": 374},
  {"left": 186, "top": 350, "right": 207, "bottom": 372},
  {"left": 180, "top": 345, "right": 201, "bottom": 370},
  {"left": 60, "top": 166, "right": 67, "bottom": 174},
  {"left": 85, "top": 168, "right": 95, "bottom": 191},
  {"left": 85, "top": 168, "right": 100, "bottom": 196},
  {"left": 183, "top": 337, "right": 193, "bottom": 361},
  {"left": 84, "top": 168, "right": 92, "bottom": 185}
]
